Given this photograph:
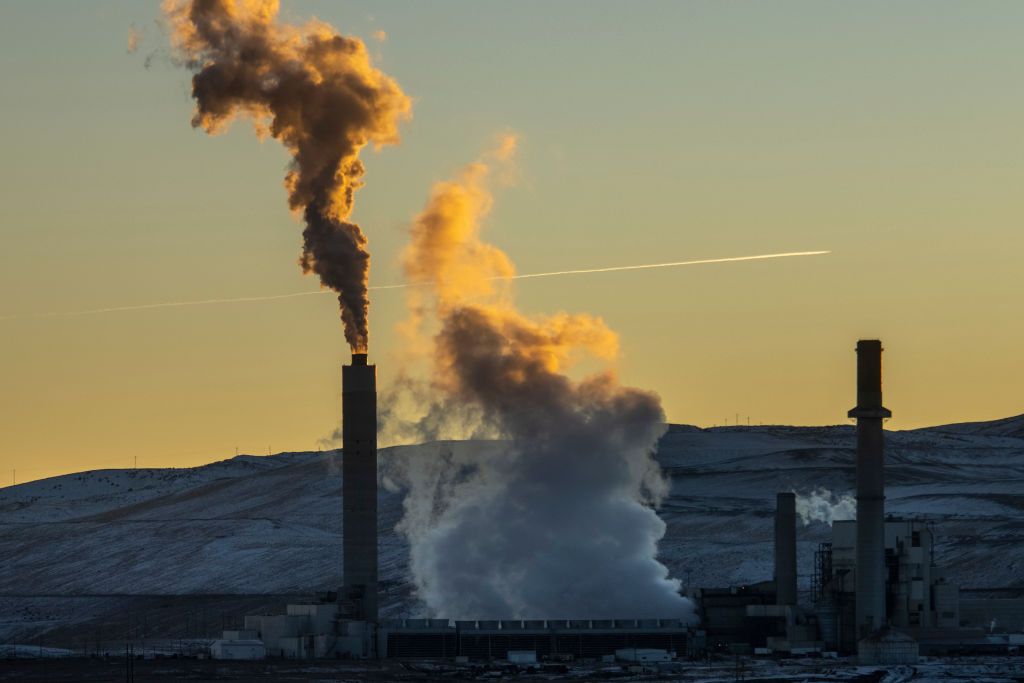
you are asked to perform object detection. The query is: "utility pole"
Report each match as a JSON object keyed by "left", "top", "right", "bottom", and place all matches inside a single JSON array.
[{"left": 125, "top": 642, "right": 135, "bottom": 682}]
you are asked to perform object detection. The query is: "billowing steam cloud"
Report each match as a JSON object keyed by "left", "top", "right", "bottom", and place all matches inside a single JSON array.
[
  {"left": 389, "top": 139, "right": 694, "bottom": 620},
  {"left": 164, "top": 0, "right": 411, "bottom": 351},
  {"left": 794, "top": 487, "right": 855, "bottom": 526}
]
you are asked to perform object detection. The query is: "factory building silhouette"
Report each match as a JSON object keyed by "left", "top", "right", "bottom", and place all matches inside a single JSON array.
[
  {"left": 213, "top": 342, "right": 1020, "bottom": 662},
  {"left": 698, "top": 341, "right": 1015, "bottom": 663}
]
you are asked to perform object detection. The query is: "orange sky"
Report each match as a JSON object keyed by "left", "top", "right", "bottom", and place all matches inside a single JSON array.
[{"left": 2, "top": 1, "right": 1023, "bottom": 484}]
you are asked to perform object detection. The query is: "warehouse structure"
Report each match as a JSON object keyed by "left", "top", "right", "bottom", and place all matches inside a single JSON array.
[
  {"left": 380, "top": 618, "right": 701, "bottom": 660},
  {"left": 217, "top": 604, "right": 703, "bottom": 661}
]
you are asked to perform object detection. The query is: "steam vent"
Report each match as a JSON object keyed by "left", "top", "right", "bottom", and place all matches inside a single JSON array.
[
  {"left": 342, "top": 352, "right": 378, "bottom": 622},
  {"left": 847, "top": 340, "right": 891, "bottom": 638}
]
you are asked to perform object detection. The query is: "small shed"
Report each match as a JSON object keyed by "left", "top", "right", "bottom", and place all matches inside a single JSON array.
[
  {"left": 210, "top": 639, "right": 266, "bottom": 660},
  {"left": 857, "top": 627, "right": 919, "bottom": 665},
  {"left": 615, "top": 648, "right": 673, "bottom": 663},
  {"left": 507, "top": 650, "right": 537, "bottom": 664}
]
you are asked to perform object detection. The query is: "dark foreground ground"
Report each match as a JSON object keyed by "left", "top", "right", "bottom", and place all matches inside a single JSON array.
[
  {"left": 0, "top": 659, "right": 407, "bottom": 682},
  {"left": 1, "top": 657, "right": 1022, "bottom": 683}
]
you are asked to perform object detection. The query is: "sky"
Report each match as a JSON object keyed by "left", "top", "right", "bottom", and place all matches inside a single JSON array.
[{"left": 2, "top": 1, "right": 1023, "bottom": 484}]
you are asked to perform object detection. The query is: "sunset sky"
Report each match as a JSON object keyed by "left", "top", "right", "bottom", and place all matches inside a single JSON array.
[{"left": 2, "top": 1, "right": 1024, "bottom": 484}]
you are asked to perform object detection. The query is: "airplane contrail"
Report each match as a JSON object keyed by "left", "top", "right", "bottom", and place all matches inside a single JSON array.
[
  {"left": 0, "top": 250, "right": 829, "bottom": 321},
  {"left": 503, "top": 250, "right": 830, "bottom": 281}
]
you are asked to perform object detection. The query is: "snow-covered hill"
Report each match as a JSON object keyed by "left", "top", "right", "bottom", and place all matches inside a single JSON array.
[{"left": 1, "top": 420, "right": 1022, "bottom": 639}]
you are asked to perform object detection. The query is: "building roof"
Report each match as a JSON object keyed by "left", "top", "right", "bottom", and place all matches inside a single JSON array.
[{"left": 859, "top": 626, "right": 917, "bottom": 644}]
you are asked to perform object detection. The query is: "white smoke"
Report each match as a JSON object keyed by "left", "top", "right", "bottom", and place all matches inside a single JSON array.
[
  {"left": 794, "top": 488, "right": 855, "bottom": 526},
  {"left": 383, "top": 142, "right": 695, "bottom": 621},
  {"left": 386, "top": 421, "right": 691, "bottom": 620}
]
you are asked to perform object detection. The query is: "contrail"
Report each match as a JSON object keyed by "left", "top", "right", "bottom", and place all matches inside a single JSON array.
[
  {"left": 0, "top": 250, "right": 828, "bottom": 321},
  {"left": 0, "top": 291, "right": 328, "bottom": 321},
  {"left": 503, "top": 250, "right": 830, "bottom": 281}
]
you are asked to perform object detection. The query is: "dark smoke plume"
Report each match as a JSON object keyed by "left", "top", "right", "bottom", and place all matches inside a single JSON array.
[{"left": 164, "top": 0, "right": 410, "bottom": 351}]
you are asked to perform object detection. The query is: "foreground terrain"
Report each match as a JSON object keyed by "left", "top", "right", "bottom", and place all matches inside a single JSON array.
[{"left": 0, "top": 655, "right": 1022, "bottom": 682}]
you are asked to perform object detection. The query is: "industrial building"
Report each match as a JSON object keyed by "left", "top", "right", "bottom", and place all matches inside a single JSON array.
[
  {"left": 216, "top": 600, "right": 702, "bottom": 661},
  {"left": 697, "top": 340, "right": 1024, "bottom": 663},
  {"left": 224, "top": 353, "right": 384, "bottom": 659},
  {"left": 212, "top": 344, "right": 1023, "bottom": 664},
  {"left": 379, "top": 618, "right": 701, "bottom": 660},
  {"left": 699, "top": 497, "right": 1021, "bottom": 660},
  {"left": 812, "top": 518, "right": 960, "bottom": 651},
  {"left": 209, "top": 637, "right": 266, "bottom": 660},
  {"left": 214, "top": 353, "right": 703, "bottom": 662}
]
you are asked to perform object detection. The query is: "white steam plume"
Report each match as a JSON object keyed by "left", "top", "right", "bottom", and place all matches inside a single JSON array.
[{"left": 794, "top": 488, "right": 855, "bottom": 526}]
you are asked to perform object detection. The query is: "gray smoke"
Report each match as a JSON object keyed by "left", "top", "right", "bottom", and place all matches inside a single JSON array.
[{"left": 387, "top": 144, "right": 695, "bottom": 620}]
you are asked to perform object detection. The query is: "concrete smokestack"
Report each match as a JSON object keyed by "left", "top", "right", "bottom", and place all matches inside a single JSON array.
[
  {"left": 342, "top": 352, "right": 378, "bottom": 622},
  {"left": 847, "top": 340, "right": 891, "bottom": 637},
  {"left": 774, "top": 492, "right": 797, "bottom": 606}
]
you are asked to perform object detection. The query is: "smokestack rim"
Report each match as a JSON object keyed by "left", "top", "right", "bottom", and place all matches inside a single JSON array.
[
  {"left": 848, "top": 338, "right": 891, "bottom": 419},
  {"left": 855, "top": 339, "right": 883, "bottom": 353},
  {"left": 351, "top": 352, "right": 368, "bottom": 366}
]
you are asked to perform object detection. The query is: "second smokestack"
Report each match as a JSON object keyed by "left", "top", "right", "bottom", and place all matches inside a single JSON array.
[{"left": 848, "top": 339, "right": 891, "bottom": 637}]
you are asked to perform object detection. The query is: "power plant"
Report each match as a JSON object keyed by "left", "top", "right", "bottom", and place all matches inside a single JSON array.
[
  {"left": 696, "top": 340, "right": 1021, "bottom": 664},
  {"left": 210, "top": 340, "right": 1022, "bottom": 665}
]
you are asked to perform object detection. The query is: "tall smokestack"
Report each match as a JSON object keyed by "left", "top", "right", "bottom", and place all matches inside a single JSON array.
[
  {"left": 342, "top": 352, "right": 378, "bottom": 621},
  {"left": 774, "top": 492, "right": 797, "bottom": 606},
  {"left": 847, "top": 340, "right": 890, "bottom": 637}
]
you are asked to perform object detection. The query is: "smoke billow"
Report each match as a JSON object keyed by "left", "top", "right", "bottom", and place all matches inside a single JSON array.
[
  {"left": 389, "top": 140, "right": 694, "bottom": 620},
  {"left": 164, "top": 0, "right": 411, "bottom": 351},
  {"left": 127, "top": 24, "right": 143, "bottom": 54},
  {"left": 794, "top": 487, "right": 855, "bottom": 526}
]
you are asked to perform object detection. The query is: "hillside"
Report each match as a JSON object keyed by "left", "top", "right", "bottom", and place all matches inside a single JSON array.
[{"left": 1, "top": 419, "right": 1022, "bottom": 643}]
